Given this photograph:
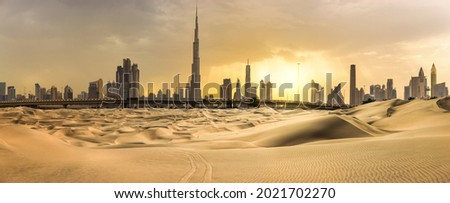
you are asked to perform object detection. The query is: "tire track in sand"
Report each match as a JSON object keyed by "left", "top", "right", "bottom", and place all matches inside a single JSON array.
[{"left": 178, "top": 151, "right": 213, "bottom": 183}]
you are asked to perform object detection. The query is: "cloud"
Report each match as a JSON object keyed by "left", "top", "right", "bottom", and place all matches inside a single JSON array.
[{"left": 0, "top": 0, "right": 449, "bottom": 99}]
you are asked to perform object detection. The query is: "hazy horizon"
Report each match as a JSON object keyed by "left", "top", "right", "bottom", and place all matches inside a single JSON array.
[{"left": 1, "top": 0, "right": 449, "bottom": 100}]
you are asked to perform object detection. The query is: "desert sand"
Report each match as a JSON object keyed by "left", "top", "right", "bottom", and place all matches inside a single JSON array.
[{"left": 1, "top": 98, "right": 450, "bottom": 183}]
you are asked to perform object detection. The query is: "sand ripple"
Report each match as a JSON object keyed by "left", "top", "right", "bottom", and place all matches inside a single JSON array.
[{"left": 1, "top": 98, "right": 450, "bottom": 182}]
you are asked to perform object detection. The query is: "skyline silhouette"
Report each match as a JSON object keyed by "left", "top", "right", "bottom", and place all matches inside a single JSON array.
[{"left": 0, "top": 0, "right": 449, "bottom": 102}]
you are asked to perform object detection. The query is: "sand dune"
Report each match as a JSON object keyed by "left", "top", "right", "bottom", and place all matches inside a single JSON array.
[{"left": 0, "top": 98, "right": 450, "bottom": 182}]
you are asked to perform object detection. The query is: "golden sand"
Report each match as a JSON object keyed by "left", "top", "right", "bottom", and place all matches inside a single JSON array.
[{"left": 1, "top": 99, "right": 449, "bottom": 182}]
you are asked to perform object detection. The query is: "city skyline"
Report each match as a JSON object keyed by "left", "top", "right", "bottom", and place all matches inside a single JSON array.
[{"left": 1, "top": 0, "right": 450, "bottom": 101}]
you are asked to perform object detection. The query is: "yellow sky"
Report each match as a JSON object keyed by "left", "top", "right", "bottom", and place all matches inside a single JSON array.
[{"left": 1, "top": 0, "right": 450, "bottom": 101}]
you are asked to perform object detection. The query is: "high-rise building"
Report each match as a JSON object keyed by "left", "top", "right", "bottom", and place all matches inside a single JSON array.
[
  {"left": 130, "top": 63, "right": 140, "bottom": 98},
  {"left": 106, "top": 81, "right": 120, "bottom": 99},
  {"left": 77, "top": 91, "right": 88, "bottom": 100},
  {"left": 245, "top": 59, "right": 251, "bottom": 98},
  {"left": 431, "top": 63, "right": 437, "bottom": 97},
  {"left": 372, "top": 84, "right": 381, "bottom": 101},
  {"left": 123, "top": 58, "right": 131, "bottom": 99},
  {"left": 355, "top": 88, "right": 365, "bottom": 105},
  {"left": 28, "top": 94, "right": 35, "bottom": 101},
  {"left": 147, "top": 83, "right": 154, "bottom": 98},
  {"left": 162, "top": 83, "right": 169, "bottom": 100},
  {"left": 88, "top": 79, "right": 103, "bottom": 99},
  {"left": 185, "top": 83, "right": 190, "bottom": 100},
  {"left": 387, "top": 79, "right": 393, "bottom": 100},
  {"left": 115, "top": 58, "right": 139, "bottom": 100},
  {"left": 310, "top": 80, "right": 320, "bottom": 103},
  {"left": 350, "top": 64, "right": 356, "bottom": 105},
  {"left": 156, "top": 89, "right": 163, "bottom": 100},
  {"left": 434, "top": 82, "right": 448, "bottom": 98},
  {"left": 234, "top": 78, "right": 242, "bottom": 101},
  {"left": 64, "top": 85, "right": 73, "bottom": 100},
  {"left": 38, "top": 88, "right": 47, "bottom": 100},
  {"left": 370, "top": 85, "right": 375, "bottom": 96},
  {"left": 259, "top": 80, "right": 266, "bottom": 101},
  {"left": 189, "top": 5, "right": 201, "bottom": 101},
  {"left": 173, "top": 74, "right": 180, "bottom": 100},
  {"left": 34, "top": 83, "right": 40, "bottom": 100},
  {"left": 116, "top": 64, "right": 128, "bottom": 100},
  {"left": 0, "top": 82, "right": 5, "bottom": 96},
  {"left": 326, "top": 73, "right": 332, "bottom": 100},
  {"left": 50, "top": 86, "right": 57, "bottom": 100},
  {"left": 57, "top": 91, "right": 63, "bottom": 100},
  {"left": 220, "top": 78, "right": 232, "bottom": 101},
  {"left": 0, "top": 82, "right": 6, "bottom": 101},
  {"left": 405, "top": 67, "right": 427, "bottom": 99},
  {"left": 16, "top": 94, "right": 26, "bottom": 101},
  {"left": 404, "top": 86, "right": 410, "bottom": 100},
  {"left": 392, "top": 88, "right": 397, "bottom": 99},
  {"left": 327, "top": 83, "right": 345, "bottom": 106},
  {"left": 7, "top": 86, "right": 16, "bottom": 101},
  {"left": 249, "top": 86, "right": 257, "bottom": 100},
  {"left": 179, "top": 88, "right": 184, "bottom": 100},
  {"left": 266, "top": 81, "right": 273, "bottom": 101}
]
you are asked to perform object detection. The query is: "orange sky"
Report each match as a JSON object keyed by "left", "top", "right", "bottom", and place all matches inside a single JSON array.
[{"left": 1, "top": 0, "right": 449, "bottom": 101}]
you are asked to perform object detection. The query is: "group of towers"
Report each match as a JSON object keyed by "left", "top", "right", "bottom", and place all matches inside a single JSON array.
[
  {"left": 146, "top": 6, "right": 271, "bottom": 103},
  {"left": 349, "top": 63, "right": 448, "bottom": 106},
  {"left": 404, "top": 64, "right": 448, "bottom": 100},
  {"left": 218, "top": 60, "right": 273, "bottom": 103},
  {"left": 5, "top": 6, "right": 447, "bottom": 106}
]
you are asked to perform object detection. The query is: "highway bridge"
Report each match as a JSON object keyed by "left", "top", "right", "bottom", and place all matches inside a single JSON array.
[{"left": 0, "top": 98, "right": 349, "bottom": 110}]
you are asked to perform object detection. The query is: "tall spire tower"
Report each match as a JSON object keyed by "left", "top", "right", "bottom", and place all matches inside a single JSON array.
[
  {"left": 245, "top": 59, "right": 251, "bottom": 98},
  {"left": 190, "top": 2, "right": 201, "bottom": 101},
  {"left": 431, "top": 63, "right": 437, "bottom": 97}
]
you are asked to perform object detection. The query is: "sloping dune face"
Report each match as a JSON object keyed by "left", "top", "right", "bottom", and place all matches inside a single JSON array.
[
  {"left": 1, "top": 98, "right": 450, "bottom": 183},
  {"left": 246, "top": 115, "right": 374, "bottom": 147}
]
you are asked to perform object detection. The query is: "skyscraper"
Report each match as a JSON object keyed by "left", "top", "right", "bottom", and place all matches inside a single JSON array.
[
  {"left": 0, "top": 82, "right": 6, "bottom": 101},
  {"left": 64, "top": 85, "right": 73, "bottom": 100},
  {"left": 431, "top": 63, "right": 437, "bottom": 97},
  {"left": 50, "top": 86, "right": 57, "bottom": 100},
  {"left": 34, "top": 83, "right": 40, "bottom": 100},
  {"left": 130, "top": 63, "right": 140, "bottom": 98},
  {"left": 123, "top": 58, "right": 131, "bottom": 99},
  {"left": 116, "top": 65, "right": 124, "bottom": 98},
  {"left": 7, "top": 86, "right": 16, "bottom": 101},
  {"left": 356, "top": 88, "right": 365, "bottom": 105},
  {"left": 97, "top": 79, "right": 103, "bottom": 99},
  {"left": 234, "top": 78, "right": 242, "bottom": 101},
  {"left": 173, "top": 74, "right": 180, "bottom": 100},
  {"left": 387, "top": 79, "right": 393, "bottom": 100},
  {"left": 434, "top": 82, "right": 448, "bottom": 98},
  {"left": 88, "top": 79, "right": 103, "bottom": 99},
  {"left": 259, "top": 80, "right": 266, "bottom": 101},
  {"left": 116, "top": 58, "right": 139, "bottom": 100},
  {"left": 189, "top": 5, "right": 201, "bottom": 101},
  {"left": 326, "top": 73, "right": 332, "bottom": 100},
  {"left": 39, "top": 88, "right": 47, "bottom": 100},
  {"left": 220, "top": 78, "right": 232, "bottom": 101},
  {"left": 350, "top": 64, "right": 356, "bottom": 105},
  {"left": 162, "top": 83, "right": 169, "bottom": 100},
  {"left": 266, "top": 81, "right": 273, "bottom": 101},
  {"left": 311, "top": 80, "right": 320, "bottom": 103},
  {"left": 245, "top": 59, "right": 251, "bottom": 98},
  {"left": 405, "top": 67, "right": 427, "bottom": 99},
  {"left": 328, "top": 83, "right": 345, "bottom": 106}
]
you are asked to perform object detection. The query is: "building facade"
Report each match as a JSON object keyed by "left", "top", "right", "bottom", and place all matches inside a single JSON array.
[{"left": 350, "top": 64, "right": 356, "bottom": 106}]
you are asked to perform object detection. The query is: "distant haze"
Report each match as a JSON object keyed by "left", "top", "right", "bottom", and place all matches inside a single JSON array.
[{"left": 1, "top": 0, "right": 449, "bottom": 100}]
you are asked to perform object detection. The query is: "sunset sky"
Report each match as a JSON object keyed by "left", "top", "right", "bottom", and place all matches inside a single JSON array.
[{"left": 1, "top": 0, "right": 450, "bottom": 100}]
